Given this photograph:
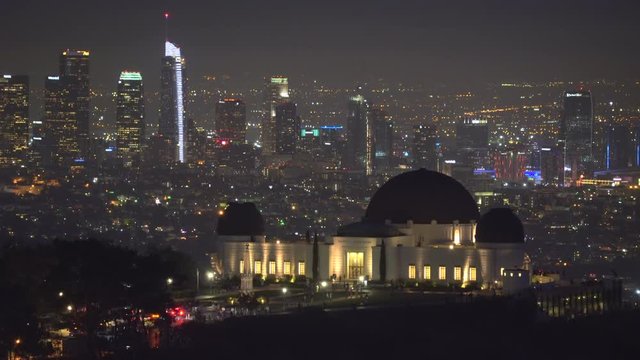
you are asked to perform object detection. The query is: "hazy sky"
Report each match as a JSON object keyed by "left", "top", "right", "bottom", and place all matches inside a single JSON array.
[{"left": 2, "top": 0, "right": 639, "bottom": 92}]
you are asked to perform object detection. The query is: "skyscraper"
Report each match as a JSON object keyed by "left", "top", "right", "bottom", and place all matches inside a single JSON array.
[
  {"left": 603, "top": 124, "right": 635, "bottom": 170},
  {"left": 160, "top": 41, "right": 187, "bottom": 163},
  {"left": 345, "top": 90, "right": 373, "bottom": 175},
  {"left": 455, "top": 118, "right": 490, "bottom": 170},
  {"left": 275, "top": 101, "right": 300, "bottom": 155},
  {"left": 44, "top": 75, "right": 77, "bottom": 167},
  {"left": 560, "top": 90, "right": 593, "bottom": 185},
  {"left": 371, "top": 108, "right": 393, "bottom": 173},
  {"left": 0, "top": 75, "right": 29, "bottom": 167},
  {"left": 215, "top": 98, "right": 246, "bottom": 144},
  {"left": 262, "top": 76, "right": 289, "bottom": 155},
  {"left": 116, "top": 71, "right": 145, "bottom": 168},
  {"left": 413, "top": 124, "right": 438, "bottom": 171},
  {"left": 59, "top": 50, "right": 90, "bottom": 160}
]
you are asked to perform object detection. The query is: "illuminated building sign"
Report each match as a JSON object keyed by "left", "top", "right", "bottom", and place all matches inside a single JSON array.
[{"left": 300, "top": 129, "right": 320, "bottom": 137}]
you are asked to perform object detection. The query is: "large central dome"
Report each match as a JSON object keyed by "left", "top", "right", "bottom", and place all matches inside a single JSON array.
[{"left": 365, "top": 168, "right": 479, "bottom": 224}]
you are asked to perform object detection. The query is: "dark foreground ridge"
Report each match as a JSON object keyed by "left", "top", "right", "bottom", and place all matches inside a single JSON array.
[{"left": 152, "top": 298, "right": 638, "bottom": 360}]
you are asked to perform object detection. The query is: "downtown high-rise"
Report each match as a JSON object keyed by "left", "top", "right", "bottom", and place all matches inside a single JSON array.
[
  {"left": 560, "top": 90, "right": 593, "bottom": 185},
  {"left": 160, "top": 41, "right": 187, "bottom": 163},
  {"left": 215, "top": 98, "right": 246, "bottom": 144},
  {"left": 44, "top": 75, "right": 77, "bottom": 167},
  {"left": 413, "top": 124, "right": 438, "bottom": 171},
  {"left": 116, "top": 71, "right": 145, "bottom": 168},
  {"left": 345, "top": 89, "right": 373, "bottom": 175},
  {"left": 371, "top": 108, "right": 393, "bottom": 174},
  {"left": 262, "top": 76, "right": 289, "bottom": 155},
  {"left": 275, "top": 101, "right": 300, "bottom": 155},
  {"left": 59, "top": 50, "right": 90, "bottom": 161},
  {"left": 0, "top": 75, "right": 29, "bottom": 167}
]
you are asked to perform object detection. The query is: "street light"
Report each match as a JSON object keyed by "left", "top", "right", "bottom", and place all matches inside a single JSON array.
[
  {"left": 66, "top": 305, "right": 73, "bottom": 312},
  {"left": 320, "top": 281, "right": 327, "bottom": 288},
  {"left": 58, "top": 291, "right": 64, "bottom": 297},
  {"left": 282, "top": 287, "right": 288, "bottom": 311},
  {"left": 166, "top": 277, "right": 173, "bottom": 285},
  {"left": 206, "top": 271, "right": 215, "bottom": 280}
]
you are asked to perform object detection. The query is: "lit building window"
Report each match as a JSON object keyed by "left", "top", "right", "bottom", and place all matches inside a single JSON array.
[
  {"left": 500, "top": 267, "right": 505, "bottom": 276},
  {"left": 408, "top": 264, "right": 416, "bottom": 279},
  {"left": 254, "top": 260, "right": 262, "bottom": 275},
  {"left": 469, "top": 267, "right": 477, "bottom": 282},
  {"left": 298, "top": 261, "right": 305, "bottom": 276},
  {"left": 454, "top": 266, "right": 462, "bottom": 281},
  {"left": 240, "top": 260, "right": 244, "bottom": 273},
  {"left": 283, "top": 261, "right": 291, "bottom": 275},
  {"left": 346, "top": 252, "right": 364, "bottom": 279},
  {"left": 438, "top": 266, "right": 446, "bottom": 280},
  {"left": 453, "top": 228, "right": 460, "bottom": 245},
  {"left": 424, "top": 265, "right": 431, "bottom": 280},
  {"left": 268, "top": 260, "right": 276, "bottom": 275}
]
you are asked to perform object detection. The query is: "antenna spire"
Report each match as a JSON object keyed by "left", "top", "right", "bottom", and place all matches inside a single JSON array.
[{"left": 164, "top": 12, "right": 169, "bottom": 41}]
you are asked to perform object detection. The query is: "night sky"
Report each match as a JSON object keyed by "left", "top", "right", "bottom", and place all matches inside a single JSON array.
[{"left": 2, "top": 0, "right": 640, "bottom": 92}]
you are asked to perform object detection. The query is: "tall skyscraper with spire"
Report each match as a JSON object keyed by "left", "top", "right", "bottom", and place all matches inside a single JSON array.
[
  {"left": 159, "top": 13, "right": 187, "bottom": 163},
  {"left": 262, "top": 76, "right": 289, "bottom": 155},
  {"left": 59, "top": 49, "right": 90, "bottom": 161},
  {"left": 116, "top": 71, "right": 145, "bottom": 168}
]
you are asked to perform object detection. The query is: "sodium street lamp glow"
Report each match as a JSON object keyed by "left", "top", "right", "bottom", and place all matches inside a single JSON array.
[
  {"left": 58, "top": 291, "right": 64, "bottom": 297},
  {"left": 206, "top": 271, "right": 214, "bottom": 280},
  {"left": 66, "top": 305, "right": 73, "bottom": 311},
  {"left": 321, "top": 281, "right": 328, "bottom": 288}
]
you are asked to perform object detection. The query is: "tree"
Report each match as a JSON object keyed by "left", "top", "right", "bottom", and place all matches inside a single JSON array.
[
  {"left": 312, "top": 232, "right": 319, "bottom": 282},
  {"left": 379, "top": 239, "right": 386, "bottom": 282}
]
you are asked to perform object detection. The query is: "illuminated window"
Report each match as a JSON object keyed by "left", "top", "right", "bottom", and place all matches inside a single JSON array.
[
  {"left": 408, "top": 264, "right": 416, "bottom": 279},
  {"left": 283, "top": 261, "right": 291, "bottom": 275},
  {"left": 424, "top": 265, "right": 431, "bottom": 280},
  {"left": 298, "top": 261, "right": 305, "bottom": 276},
  {"left": 469, "top": 267, "right": 477, "bottom": 282},
  {"left": 453, "top": 228, "right": 460, "bottom": 245},
  {"left": 500, "top": 267, "right": 505, "bottom": 276},
  {"left": 454, "top": 266, "right": 462, "bottom": 281},
  {"left": 254, "top": 260, "right": 262, "bottom": 275},
  {"left": 239, "top": 260, "right": 244, "bottom": 273},
  {"left": 438, "top": 266, "right": 446, "bottom": 280},
  {"left": 268, "top": 261, "right": 276, "bottom": 275}
]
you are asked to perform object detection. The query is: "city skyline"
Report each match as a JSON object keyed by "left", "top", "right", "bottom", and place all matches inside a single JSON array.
[{"left": 2, "top": 0, "right": 640, "bottom": 94}]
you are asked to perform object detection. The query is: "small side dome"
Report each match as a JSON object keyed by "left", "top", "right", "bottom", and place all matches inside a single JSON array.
[
  {"left": 475, "top": 208, "right": 524, "bottom": 244},
  {"left": 216, "top": 202, "right": 265, "bottom": 236}
]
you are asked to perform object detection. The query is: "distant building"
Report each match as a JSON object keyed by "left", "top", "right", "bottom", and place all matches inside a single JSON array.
[
  {"left": 215, "top": 98, "right": 246, "bottom": 144},
  {"left": 116, "top": 71, "right": 145, "bottom": 168},
  {"left": 413, "top": 124, "right": 438, "bottom": 171},
  {"left": 262, "top": 76, "right": 289, "bottom": 155},
  {"left": 560, "top": 90, "right": 593, "bottom": 185},
  {"left": 44, "top": 75, "right": 78, "bottom": 167},
  {"left": 371, "top": 108, "right": 394, "bottom": 173},
  {"left": 0, "top": 75, "right": 29, "bottom": 167},
  {"left": 59, "top": 50, "right": 90, "bottom": 160},
  {"left": 275, "top": 101, "right": 299, "bottom": 155},
  {"left": 159, "top": 41, "right": 187, "bottom": 163},
  {"left": 493, "top": 146, "right": 528, "bottom": 182},
  {"left": 540, "top": 146, "right": 563, "bottom": 186},
  {"left": 456, "top": 119, "right": 490, "bottom": 170},
  {"left": 604, "top": 124, "right": 634, "bottom": 170},
  {"left": 345, "top": 89, "right": 373, "bottom": 175}
]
